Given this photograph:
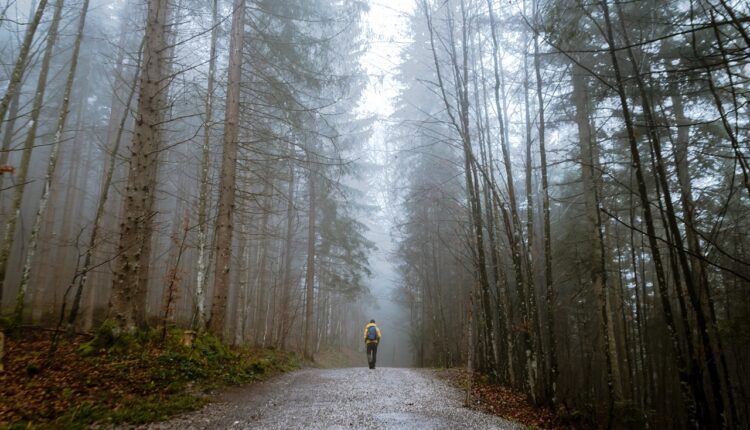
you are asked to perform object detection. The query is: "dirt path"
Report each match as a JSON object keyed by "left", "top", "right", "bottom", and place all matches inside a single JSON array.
[{"left": 148, "top": 367, "right": 521, "bottom": 429}]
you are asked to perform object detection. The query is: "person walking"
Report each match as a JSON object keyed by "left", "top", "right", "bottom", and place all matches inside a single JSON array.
[{"left": 363, "top": 319, "right": 381, "bottom": 369}]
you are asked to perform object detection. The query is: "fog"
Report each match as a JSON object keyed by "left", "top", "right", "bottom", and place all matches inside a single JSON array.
[{"left": 353, "top": 1, "right": 414, "bottom": 367}]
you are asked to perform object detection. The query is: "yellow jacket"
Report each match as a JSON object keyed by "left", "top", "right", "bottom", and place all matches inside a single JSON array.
[{"left": 363, "top": 322, "right": 381, "bottom": 344}]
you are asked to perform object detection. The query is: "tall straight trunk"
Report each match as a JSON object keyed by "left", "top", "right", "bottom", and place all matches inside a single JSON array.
[
  {"left": 233, "top": 219, "right": 250, "bottom": 346},
  {"left": 54, "top": 104, "right": 84, "bottom": 295},
  {"left": 277, "top": 159, "right": 296, "bottom": 349},
  {"left": 74, "top": 22, "right": 133, "bottom": 327},
  {"left": 465, "top": 280, "right": 476, "bottom": 407},
  {"left": 109, "top": 0, "right": 170, "bottom": 333},
  {"left": 533, "top": 16, "right": 558, "bottom": 405},
  {"left": 15, "top": 0, "right": 90, "bottom": 323},
  {"left": 254, "top": 169, "right": 272, "bottom": 346},
  {"left": 670, "top": 83, "right": 737, "bottom": 428},
  {"left": 571, "top": 64, "right": 623, "bottom": 418},
  {"left": 476, "top": 29, "right": 515, "bottom": 385},
  {"left": 0, "top": 0, "right": 49, "bottom": 134},
  {"left": 599, "top": 1, "right": 697, "bottom": 425},
  {"left": 0, "top": 0, "right": 64, "bottom": 316},
  {"left": 207, "top": 0, "right": 245, "bottom": 338},
  {"left": 470, "top": 28, "right": 500, "bottom": 375},
  {"left": 458, "top": 0, "right": 497, "bottom": 374},
  {"left": 521, "top": 6, "right": 545, "bottom": 398},
  {"left": 303, "top": 161, "right": 316, "bottom": 360},
  {"left": 629, "top": 200, "right": 651, "bottom": 410},
  {"left": 616, "top": 6, "right": 725, "bottom": 424},
  {"left": 423, "top": 0, "right": 497, "bottom": 374},
  {"left": 67, "top": 40, "right": 143, "bottom": 329},
  {"left": 194, "top": 0, "right": 219, "bottom": 331},
  {"left": 486, "top": 0, "right": 536, "bottom": 400}
]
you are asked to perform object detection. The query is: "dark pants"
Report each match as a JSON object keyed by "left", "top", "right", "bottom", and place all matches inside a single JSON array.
[{"left": 366, "top": 343, "right": 378, "bottom": 369}]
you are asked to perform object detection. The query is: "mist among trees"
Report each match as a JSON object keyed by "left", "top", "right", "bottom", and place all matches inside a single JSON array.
[{"left": 1, "top": 0, "right": 748, "bottom": 428}]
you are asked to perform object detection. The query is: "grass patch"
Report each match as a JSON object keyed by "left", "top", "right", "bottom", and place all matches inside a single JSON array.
[{"left": 0, "top": 326, "right": 299, "bottom": 429}]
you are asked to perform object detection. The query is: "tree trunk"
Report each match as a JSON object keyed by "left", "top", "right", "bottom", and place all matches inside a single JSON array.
[
  {"left": 67, "top": 39, "right": 143, "bottom": 329},
  {"left": 303, "top": 158, "right": 317, "bottom": 360},
  {"left": 616, "top": 6, "right": 725, "bottom": 424},
  {"left": 277, "top": 158, "right": 296, "bottom": 349},
  {"left": 194, "top": 0, "right": 219, "bottom": 331},
  {"left": 207, "top": 0, "right": 245, "bottom": 338},
  {"left": 571, "top": 63, "right": 623, "bottom": 419},
  {"left": 599, "top": 1, "right": 697, "bottom": 425},
  {"left": 15, "top": 0, "right": 90, "bottom": 324},
  {"left": 487, "top": 0, "right": 537, "bottom": 400},
  {"left": 533, "top": 14, "right": 558, "bottom": 405},
  {"left": 0, "top": 0, "right": 49, "bottom": 134},
  {"left": 109, "top": 0, "right": 171, "bottom": 333},
  {"left": 0, "top": 0, "right": 64, "bottom": 322}
]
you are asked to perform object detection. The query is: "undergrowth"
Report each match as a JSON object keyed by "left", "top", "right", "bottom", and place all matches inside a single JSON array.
[{"left": 0, "top": 324, "right": 299, "bottom": 429}]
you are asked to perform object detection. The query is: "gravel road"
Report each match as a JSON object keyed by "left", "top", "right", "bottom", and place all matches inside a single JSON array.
[{"left": 147, "top": 367, "right": 521, "bottom": 429}]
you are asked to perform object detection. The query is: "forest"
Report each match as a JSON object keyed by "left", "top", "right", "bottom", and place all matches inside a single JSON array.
[{"left": 0, "top": 0, "right": 748, "bottom": 428}]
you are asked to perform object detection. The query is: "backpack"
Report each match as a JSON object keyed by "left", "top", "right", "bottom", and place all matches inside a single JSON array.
[{"left": 367, "top": 325, "right": 378, "bottom": 341}]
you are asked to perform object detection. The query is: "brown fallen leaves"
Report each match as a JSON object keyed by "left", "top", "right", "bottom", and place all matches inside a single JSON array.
[
  {"left": 0, "top": 329, "right": 148, "bottom": 425},
  {"left": 0, "top": 327, "right": 297, "bottom": 427},
  {"left": 440, "top": 369, "right": 567, "bottom": 430}
]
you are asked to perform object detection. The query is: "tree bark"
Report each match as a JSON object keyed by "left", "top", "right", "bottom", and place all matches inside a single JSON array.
[
  {"left": 571, "top": 63, "right": 623, "bottom": 419},
  {"left": 277, "top": 157, "right": 296, "bottom": 349},
  {"left": 533, "top": 13, "right": 558, "bottom": 405},
  {"left": 207, "top": 0, "right": 245, "bottom": 338},
  {"left": 194, "top": 0, "right": 219, "bottom": 331},
  {"left": 15, "top": 0, "right": 90, "bottom": 324},
  {"left": 0, "top": 0, "right": 64, "bottom": 321},
  {"left": 109, "top": 0, "right": 171, "bottom": 333},
  {"left": 303, "top": 157, "right": 317, "bottom": 360},
  {"left": 486, "top": 0, "right": 537, "bottom": 400}
]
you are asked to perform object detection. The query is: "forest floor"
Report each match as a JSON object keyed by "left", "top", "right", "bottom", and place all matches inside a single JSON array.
[
  {"left": 439, "top": 369, "right": 567, "bottom": 429},
  {"left": 0, "top": 328, "right": 566, "bottom": 429},
  {"left": 0, "top": 326, "right": 298, "bottom": 429}
]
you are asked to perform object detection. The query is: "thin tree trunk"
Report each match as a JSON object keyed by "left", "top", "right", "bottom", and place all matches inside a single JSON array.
[
  {"left": 571, "top": 63, "right": 622, "bottom": 423},
  {"left": 194, "top": 0, "right": 219, "bottom": 331},
  {"left": 0, "top": 0, "right": 49, "bottom": 133},
  {"left": 15, "top": 0, "right": 90, "bottom": 324},
  {"left": 277, "top": 159, "right": 296, "bottom": 349},
  {"left": 670, "top": 82, "right": 738, "bottom": 429},
  {"left": 533, "top": 11, "right": 558, "bottom": 405},
  {"left": 599, "top": 1, "right": 697, "bottom": 425},
  {"left": 486, "top": 0, "right": 537, "bottom": 399},
  {"left": 254, "top": 171, "right": 272, "bottom": 347},
  {"left": 303, "top": 157, "right": 316, "bottom": 360},
  {"left": 0, "top": 0, "right": 64, "bottom": 321},
  {"left": 67, "top": 40, "right": 143, "bottom": 329},
  {"left": 476, "top": 27, "right": 515, "bottom": 386},
  {"left": 616, "top": 5, "right": 725, "bottom": 424},
  {"left": 521, "top": 2, "right": 545, "bottom": 398}
]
